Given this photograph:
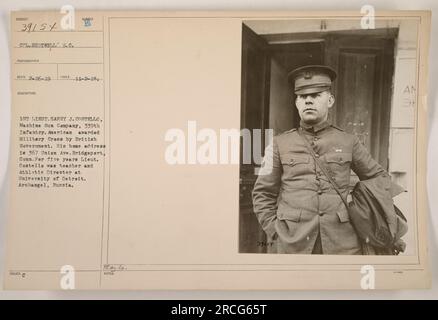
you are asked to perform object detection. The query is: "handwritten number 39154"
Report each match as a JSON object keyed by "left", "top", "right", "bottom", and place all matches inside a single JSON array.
[{"left": 21, "top": 22, "right": 57, "bottom": 32}]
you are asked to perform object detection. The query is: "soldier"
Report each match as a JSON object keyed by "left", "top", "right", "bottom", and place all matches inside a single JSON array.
[{"left": 252, "top": 65, "right": 389, "bottom": 255}]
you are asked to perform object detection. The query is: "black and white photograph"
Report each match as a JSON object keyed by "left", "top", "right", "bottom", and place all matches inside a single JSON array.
[
  {"left": 1, "top": 8, "right": 432, "bottom": 292},
  {"left": 239, "top": 18, "right": 419, "bottom": 255}
]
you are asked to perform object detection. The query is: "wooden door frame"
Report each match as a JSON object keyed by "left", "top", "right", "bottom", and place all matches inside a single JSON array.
[
  {"left": 241, "top": 24, "right": 272, "bottom": 160},
  {"left": 324, "top": 32, "right": 397, "bottom": 169}
]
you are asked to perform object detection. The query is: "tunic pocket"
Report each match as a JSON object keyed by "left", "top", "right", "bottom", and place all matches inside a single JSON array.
[
  {"left": 325, "top": 152, "right": 352, "bottom": 165},
  {"left": 325, "top": 152, "right": 352, "bottom": 186},
  {"left": 280, "top": 153, "right": 310, "bottom": 178},
  {"left": 280, "top": 153, "right": 310, "bottom": 166},
  {"left": 277, "top": 203, "right": 302, "bottom": 222}
]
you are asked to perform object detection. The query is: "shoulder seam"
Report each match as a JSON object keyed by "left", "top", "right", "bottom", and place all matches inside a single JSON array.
[
  {"left": 331, "top": 124, "right": 344, "bottom": 132},
  {"left": 280, "top": 128, "right": 297, "bottom": 135}
]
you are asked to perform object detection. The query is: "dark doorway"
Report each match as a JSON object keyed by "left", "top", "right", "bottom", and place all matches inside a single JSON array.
[{"left": 239, "top": 23, "right": 397, "bottom": 253}]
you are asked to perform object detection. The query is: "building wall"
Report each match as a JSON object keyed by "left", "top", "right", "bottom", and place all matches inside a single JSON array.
[{"left": 388, "top": 19, "right": 420, "bottom": 255}]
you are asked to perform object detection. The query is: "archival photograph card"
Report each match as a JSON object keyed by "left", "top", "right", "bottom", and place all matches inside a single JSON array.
[{"left": 4, "top": 10, "right": 431, "bottom": 290}]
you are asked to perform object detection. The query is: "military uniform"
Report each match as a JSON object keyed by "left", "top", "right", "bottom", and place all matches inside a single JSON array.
[
  {"left": 252, "top": 120, "right": 387, "bottom": 254},
  {"left": 252, "top": 65, "right": 388, "bottom": 255}
]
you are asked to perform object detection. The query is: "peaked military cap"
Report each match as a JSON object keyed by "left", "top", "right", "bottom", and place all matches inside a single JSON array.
[{"left": 288, "top": 65, "right": 337, "bottom": 95}]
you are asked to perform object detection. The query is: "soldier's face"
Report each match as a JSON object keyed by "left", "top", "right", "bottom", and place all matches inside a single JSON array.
[{"left": 295, "top": 90, "right": 335, "bottom": 125}]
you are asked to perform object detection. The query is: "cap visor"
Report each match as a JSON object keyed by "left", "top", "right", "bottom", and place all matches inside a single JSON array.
[{"left": 295, "top": 86, "right": 331, "bottom": 95}]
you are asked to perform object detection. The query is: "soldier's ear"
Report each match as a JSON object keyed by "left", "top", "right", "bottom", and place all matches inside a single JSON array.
[
  {"left": 328, "top": 92, "right": 335, "bottom": 108},
  {"left": 292, "top": 95, "right": 299, "bottom": 108}
]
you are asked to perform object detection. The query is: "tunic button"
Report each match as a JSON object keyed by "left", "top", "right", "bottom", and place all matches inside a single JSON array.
[
  {"left": 315, "top": 153, "right": 320, "bottom": 158},
  {"left": 318, "top": 190, "right": 323, "bottom": 195},
  {"left": 318, "top": 211, "right": 325, "bottom": 216}
]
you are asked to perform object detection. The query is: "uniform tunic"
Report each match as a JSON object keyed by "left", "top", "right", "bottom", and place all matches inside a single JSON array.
[{"left": 252, "top": 120, "right": 387, "bottom": 255}]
